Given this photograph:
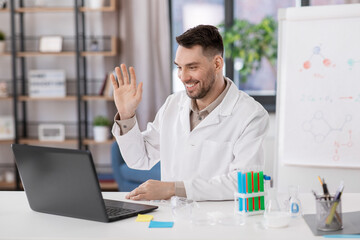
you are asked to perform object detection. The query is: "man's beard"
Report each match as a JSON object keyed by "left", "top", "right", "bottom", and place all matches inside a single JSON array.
[{"left": 185, "top": 70, "right": 216, "bottom": 100}]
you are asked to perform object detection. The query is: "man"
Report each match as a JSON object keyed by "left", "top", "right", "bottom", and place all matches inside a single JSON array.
[{"left": 111, "top": 25, "right": 269, "bottom": 201}]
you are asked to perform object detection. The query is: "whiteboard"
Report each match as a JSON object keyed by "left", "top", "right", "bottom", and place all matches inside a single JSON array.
[{"left": 276, "top": 4, "right": 360, "bottom": 168}]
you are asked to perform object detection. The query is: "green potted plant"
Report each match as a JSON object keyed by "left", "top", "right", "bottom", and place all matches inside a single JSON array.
[
  {"left": 93, "top": 115, "right": 111, "bottom": 142},
  {"left": 220, "top": 16, "right": 277, "bottom": 83},
  {"left": 0, "top": 30, "right": 5, "bottom": 53}
]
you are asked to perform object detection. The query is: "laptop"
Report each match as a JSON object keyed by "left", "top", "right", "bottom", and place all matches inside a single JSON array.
[{"left": 11, "top": 144, "right": 158, "bottom": 223}]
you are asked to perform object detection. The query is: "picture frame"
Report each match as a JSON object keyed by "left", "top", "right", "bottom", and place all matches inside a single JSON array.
[
  {"left": 39, "top": 36, "right": 63, "bottom": 53},
  {"left": 38, "top": 124, "right": 65, "bottom": 141},
  {"left": 0, "top": 116, "right": 15, "bottom": 140}
]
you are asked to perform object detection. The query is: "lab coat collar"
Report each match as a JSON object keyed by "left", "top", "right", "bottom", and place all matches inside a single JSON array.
[{"left": 178, "top": 78, "right": 239, "bottom": 133}]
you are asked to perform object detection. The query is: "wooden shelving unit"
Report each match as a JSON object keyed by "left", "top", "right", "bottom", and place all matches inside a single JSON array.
[{"left": 2, "top": 0, "right": 119, "bottom": 191}]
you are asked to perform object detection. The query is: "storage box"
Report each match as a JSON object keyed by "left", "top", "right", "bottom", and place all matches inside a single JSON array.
[{"left": 28, "top": 70, "right": 66, "bottom": 98}]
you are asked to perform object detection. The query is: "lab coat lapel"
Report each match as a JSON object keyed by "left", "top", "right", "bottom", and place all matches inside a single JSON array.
[
  {"left": 193, "top": 81, "right": 239, "bottom": 131},
  {"left": 179, "top": 97, "right": 191, "bottom": 134}
]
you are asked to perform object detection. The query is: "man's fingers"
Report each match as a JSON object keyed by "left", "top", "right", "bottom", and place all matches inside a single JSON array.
[
  {"left": 129, "top": 66, "right": 136, "bottom": 87},
  {"left": 135, "top": 82, "right": 143, "bottom": 102},
  {"left": 130, "top": 194, "right": 146, "bottom": 201},
  {"left": 121, "top": 64, "right": 130, "bottom": 84},
  {"left": 115, "top": 67, "right": 124, "bottom": 85},
  {"left": 110, "top": 74, "right": 118, "bottom": 89}
]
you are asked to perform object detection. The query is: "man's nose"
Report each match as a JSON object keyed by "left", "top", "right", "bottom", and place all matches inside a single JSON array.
[{"left": 179, "top": 70, "right": 190, "bottom": 82}]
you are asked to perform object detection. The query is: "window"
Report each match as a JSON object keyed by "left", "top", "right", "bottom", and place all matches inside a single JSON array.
[
  {"left": 169, "top": 0, "right": 358, "bottom": 111},
  {"left": 170, "top": 0, "right": 224, "bottom": 93}
]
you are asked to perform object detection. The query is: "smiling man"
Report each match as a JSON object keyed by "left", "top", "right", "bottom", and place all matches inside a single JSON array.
[{"left": 111, "top": 25, "right": 269, "bottom": 201}]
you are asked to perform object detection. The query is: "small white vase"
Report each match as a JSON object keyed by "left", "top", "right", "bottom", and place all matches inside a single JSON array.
[
  {"left": 93, "top": 126, "right": 109, "bottom": 142},
  {"left": 0, "top": 41, "right": 5, "bottom": 53},
  {"left": 88, "top": 0, "right": 104, "bottom": 9}
]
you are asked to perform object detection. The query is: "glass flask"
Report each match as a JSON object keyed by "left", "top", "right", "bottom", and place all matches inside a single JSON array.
[
  {"left": 288, "top": 185, "right": 302, "bottom": 217},
  {"left": 263, "top": 187, "right": 290, "bottom": 228}
]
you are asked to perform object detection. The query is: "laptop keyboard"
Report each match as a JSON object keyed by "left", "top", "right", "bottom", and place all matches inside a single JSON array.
[{"left": 106, "top": 206, "right": 136, "bottom": 218}]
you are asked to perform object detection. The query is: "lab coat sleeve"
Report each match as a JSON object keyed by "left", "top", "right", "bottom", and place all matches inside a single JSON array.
[
  {"left": 183, "top": 107, "right": 269, "bottom": 201},
  {"left": 111, "top": 98, "right": 168, "bottom": 170}
]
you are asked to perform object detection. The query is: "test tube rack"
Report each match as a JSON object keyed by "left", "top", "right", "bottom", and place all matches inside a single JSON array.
[{"left": 235, "top": 171, "right": 266, "bottom": 216}]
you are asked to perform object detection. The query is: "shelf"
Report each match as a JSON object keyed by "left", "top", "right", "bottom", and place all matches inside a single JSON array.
[
  {"left": 18, "top": 96, "right": 77, "bottom": 101},
  {"left": 16, "top": 37, "right": 117, "bottom": 57},
  {"left": 0, "top": 52, "right": 11, "bottom": 56},
  {"left": 19, "top": 138, "right": 78, "bottom": 145},
  {"left": 0, "top": 140, "right": 14, "bottom": 144},
  {"left": 17, "top": 51, "right": 75, "bottom": 57},
  {"left": 99, "top": 181, "right": 118, "bottom": 191},
  {"left": 0, "top": 181, "right": 16, "bottom": 190},
  {"left": 82, "top": 95, "right": 113, "bottom": 101},
  {"left": 0, "top": 97, "right": 13, "bottom": 101},
  {"left": 16, "top": 7, "right": 73, "bottom": 13},
  {"left": 0, "top": 9, "right": 9, "bottom": 13},
  {"left": 83, "top": 138, "right": 114, "bottom": 145}
]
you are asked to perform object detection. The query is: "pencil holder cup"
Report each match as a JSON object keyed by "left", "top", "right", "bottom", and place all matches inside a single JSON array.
[{"left": 315, "top": 196, "right": 343, "bottom": 231}]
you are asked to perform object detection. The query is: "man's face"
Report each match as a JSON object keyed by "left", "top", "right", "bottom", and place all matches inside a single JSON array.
[{"left": 174, "top": 45, "right": 216, "bottom": 100}]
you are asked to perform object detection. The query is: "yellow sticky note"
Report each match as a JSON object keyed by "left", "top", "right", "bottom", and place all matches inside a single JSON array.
[{"left": 136, "top": 214, "right": 154, "bottom": 222}]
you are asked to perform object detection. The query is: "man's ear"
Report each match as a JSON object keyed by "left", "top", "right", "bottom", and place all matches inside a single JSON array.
[{"left": 214, "top": 55, "right": 224, "bottom": 72}]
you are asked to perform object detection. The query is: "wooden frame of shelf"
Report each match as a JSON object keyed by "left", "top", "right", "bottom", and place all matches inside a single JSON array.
[
  {"left": 0, "top": 140, "right": 14, "bottom": 144},
  {"left": 82, "top": 95, "right": 113, "bottom": 101},
  {"left": 83, "top": 138, "right": 114, "bottom": 145},
  {"left": 0, "top": 52, "right": 11, "bottom": 56},
  {"left": 0, "top": 97, "right": 13, "bottom": 101},
  {"left": 19, "top": 138, "right": 78, "bottom": 145},
  {"left": 0, "top": 181, "right": 16, "bottom": 190},
  {"left": 0, "top": 9, "right": 9, "bottom": 13},
  {"left": 18, "top": 96, "right": 77, "bottom": 101}
]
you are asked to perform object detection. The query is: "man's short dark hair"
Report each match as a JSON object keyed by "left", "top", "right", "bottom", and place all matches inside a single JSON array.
[{"left": 176, "top": 25, "right": 224, "bottom": 58}]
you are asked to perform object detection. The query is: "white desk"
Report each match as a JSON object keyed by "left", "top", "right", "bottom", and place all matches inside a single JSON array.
[{"left": 0, "top": 191, "right": 359, "bottom": 240}]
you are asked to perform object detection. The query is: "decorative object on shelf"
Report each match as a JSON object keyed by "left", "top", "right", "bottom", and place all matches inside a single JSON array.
[
  {"left": 219, "top": 16, "right": 277, "bottom": 83},
  {"left": 88, "top": 0, "right": 104, "bottom": 9},
  {"left": 38, "top": 124, "right": 65, "bottom": 141},
  {"left": 0, "top": 116, "right": 15, "bottom": 140},
  {"left": 0, "top": 30, "right": 5, "bottom": 53},
  {"left": 90, "top": 38, "right": 99, "bottom": 51},
  {"left": 39, "top": 36, "right": 63, "bottom": 53},
  {"left": 28, "top": 70, "right": 66, "bottom": 98},
  {"left": 93, "top": 115, "right": 111, "bottom": 142},
  {"left": 4, "top": 170, "right": 14, "bottom": 183},
  {"left": 0, "top": 81, "right": 8, "bottom": 97},
  {"left": 0, "top": 0, "right": 6, "bottom": 9}
]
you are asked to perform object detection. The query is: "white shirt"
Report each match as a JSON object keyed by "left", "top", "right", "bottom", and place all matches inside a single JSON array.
[{"left": 112, "top": 79, "right": 269, "bottom": 201}]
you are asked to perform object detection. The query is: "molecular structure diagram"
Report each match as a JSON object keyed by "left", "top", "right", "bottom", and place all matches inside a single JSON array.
[
  {"left": 302, "top": 111, "right": 353, "bottom": 161},
  {"left": 301, "top": 46, "right": 335, "bottom": 70},
  {"left": 347, "top": 58, "right": 360, "bottom": 70},
  {"left": 333, "top": 130, "right": 353, "bottom": 161}
]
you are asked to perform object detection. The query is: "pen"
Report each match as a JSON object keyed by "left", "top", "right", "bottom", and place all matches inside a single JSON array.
[{"left": 325, "top": 182, "right": 344, "bottom": 225}]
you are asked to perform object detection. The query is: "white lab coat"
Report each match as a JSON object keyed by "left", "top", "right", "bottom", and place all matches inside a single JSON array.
[{"left": 112, "top": 80, "right": 269, "bottom": 201}]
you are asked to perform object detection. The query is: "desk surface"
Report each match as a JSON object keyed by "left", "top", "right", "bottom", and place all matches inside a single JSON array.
[{"left": 0, "top": 191, "right": 359, "bottom": 240}]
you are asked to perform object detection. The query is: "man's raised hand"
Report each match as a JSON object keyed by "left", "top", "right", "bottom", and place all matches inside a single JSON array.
[{"left": 111, "top": 64, "right": 143, "bottom": 120}]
